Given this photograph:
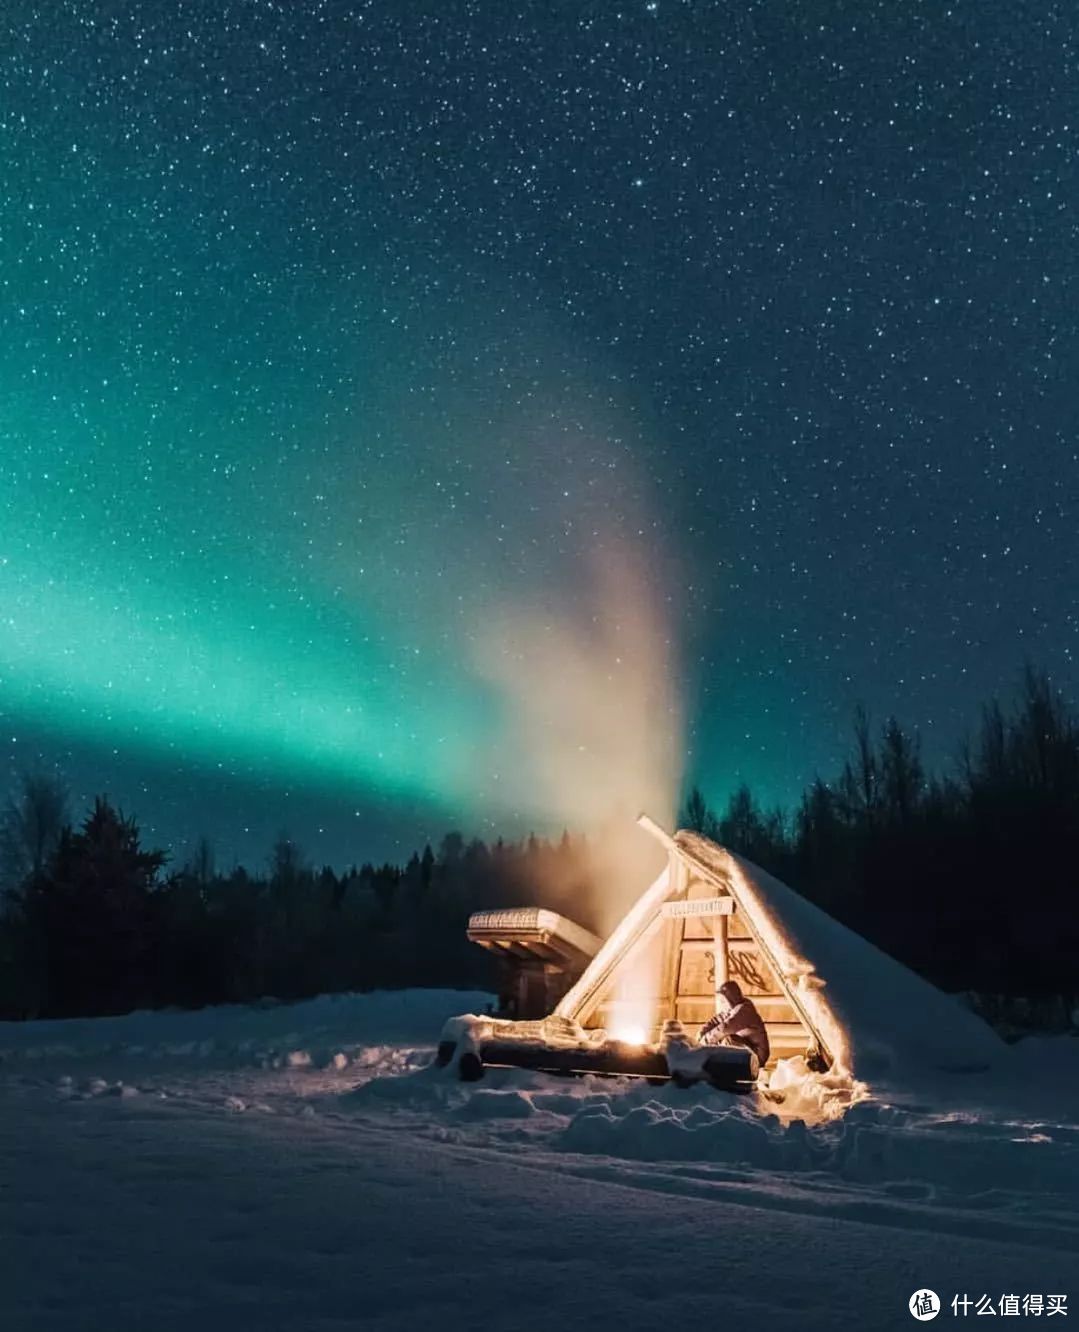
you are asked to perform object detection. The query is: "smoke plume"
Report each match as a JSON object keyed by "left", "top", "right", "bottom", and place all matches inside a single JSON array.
[{"left": 473, "top": 537, "right": 682, "bottom": 930}]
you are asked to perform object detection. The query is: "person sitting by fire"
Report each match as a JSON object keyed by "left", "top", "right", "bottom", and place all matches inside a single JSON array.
[{"left": 698, "top": 979, "right": 770, "bottom": 1067}]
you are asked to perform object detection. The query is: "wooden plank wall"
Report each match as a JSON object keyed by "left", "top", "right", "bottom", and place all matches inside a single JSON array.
[{"left": 674, "top": 878, "right": 811, "bottom": 1065}]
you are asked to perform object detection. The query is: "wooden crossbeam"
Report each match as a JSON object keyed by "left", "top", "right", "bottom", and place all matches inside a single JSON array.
[{"left": 681, "top": 936, "right": 756, "bottom": 952}]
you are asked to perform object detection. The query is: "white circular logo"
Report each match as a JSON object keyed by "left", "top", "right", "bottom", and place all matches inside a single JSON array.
[{"left": 909, "top": 1290, "right": 940, "bottom": 1321}]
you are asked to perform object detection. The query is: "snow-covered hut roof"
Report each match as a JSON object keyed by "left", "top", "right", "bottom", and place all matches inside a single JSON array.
[{"left": 672, "top": 830, "right": 1004, "bottom": 1080}]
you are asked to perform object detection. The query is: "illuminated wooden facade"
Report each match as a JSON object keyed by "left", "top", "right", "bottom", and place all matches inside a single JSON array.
[{"left": 552, "top": 818, "right": 834, "bottom": 1069}]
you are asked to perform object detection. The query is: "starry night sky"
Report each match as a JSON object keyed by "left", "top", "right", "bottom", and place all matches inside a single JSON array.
[{"left": 3, "top": 0, "right": 1077, "bottom": 870}]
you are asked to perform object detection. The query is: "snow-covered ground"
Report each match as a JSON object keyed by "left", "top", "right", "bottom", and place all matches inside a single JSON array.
[{"left": 2, "top": 989, "right": 1077, "bottom": 1330}]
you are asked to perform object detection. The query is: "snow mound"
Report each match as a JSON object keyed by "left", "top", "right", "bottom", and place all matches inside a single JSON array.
[
  {"left": 554, "top": 1082, "right": 1079, "bottom": 1205},
  {"left": 766, "top": 1055, "right": 868, "bottom": 1123},
  {"left": 451, "top": 1088, "right": 537, "bottom": 1121}
]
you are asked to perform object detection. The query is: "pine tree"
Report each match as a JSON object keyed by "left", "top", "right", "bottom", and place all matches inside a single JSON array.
[{"left": 20, "top": 798, "right": 166, "bottom": 1017}]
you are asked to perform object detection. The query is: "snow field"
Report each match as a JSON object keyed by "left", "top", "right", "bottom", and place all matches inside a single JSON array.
[
  {"left": 3, "top": 989, "right": 1075, "bottom": 1239},
  {"left": 3, "top": 988, "right": 1077, "bottom": 1331}
]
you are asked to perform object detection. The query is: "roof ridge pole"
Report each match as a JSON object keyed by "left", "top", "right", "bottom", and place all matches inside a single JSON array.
[
  {"left": 636, "top": 812, "right": 678, "bottom": 856},
  {"left": 637, "top": 811, "right": 688, "bottom": 901}
]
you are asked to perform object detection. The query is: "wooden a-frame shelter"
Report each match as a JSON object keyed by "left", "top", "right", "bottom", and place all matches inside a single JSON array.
[
  {"left": 444, "top": 814, "right": 1003, "bottom": 1085},
  {"left": 550, "top": 816, "right": 845, "bottom": 1070}
]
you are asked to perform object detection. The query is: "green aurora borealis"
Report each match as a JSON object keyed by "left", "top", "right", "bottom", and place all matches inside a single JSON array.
[{"left": 4, "top": 1, "right": 1078, "bottom": 864}]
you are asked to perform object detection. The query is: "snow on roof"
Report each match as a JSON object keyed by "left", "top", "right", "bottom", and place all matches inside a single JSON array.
[
  {"left": 468, "top": 908, "right": 602, "bottom": 959},
  {"left": 676, "top": 831, "right": 1005, "bottom": 1082}
]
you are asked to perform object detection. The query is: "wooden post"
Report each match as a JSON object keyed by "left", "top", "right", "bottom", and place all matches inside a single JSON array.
[{"left": 712, "top": 912, "right": 729, "bottom": 1010}]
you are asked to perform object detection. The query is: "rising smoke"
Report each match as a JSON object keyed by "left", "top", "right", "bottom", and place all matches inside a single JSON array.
[{"left": 472, "top": 536, "right": 683, "bottom": 931}]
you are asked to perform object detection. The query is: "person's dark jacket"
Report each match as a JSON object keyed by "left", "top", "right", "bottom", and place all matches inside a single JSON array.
[{"left": 698, "top": 980, "right": 770, "bottom": 1066}]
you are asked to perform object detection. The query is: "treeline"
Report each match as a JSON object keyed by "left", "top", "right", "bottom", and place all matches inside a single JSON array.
[
  {"left": 0, "top": 668, "right": 1075, "bottom": 1021},
  {"left": 0, "top": 793, "right": 595, "bottom": 1020},
  {"left": 681, "top": 667, "right": 1079, "bottom": 1004}
]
